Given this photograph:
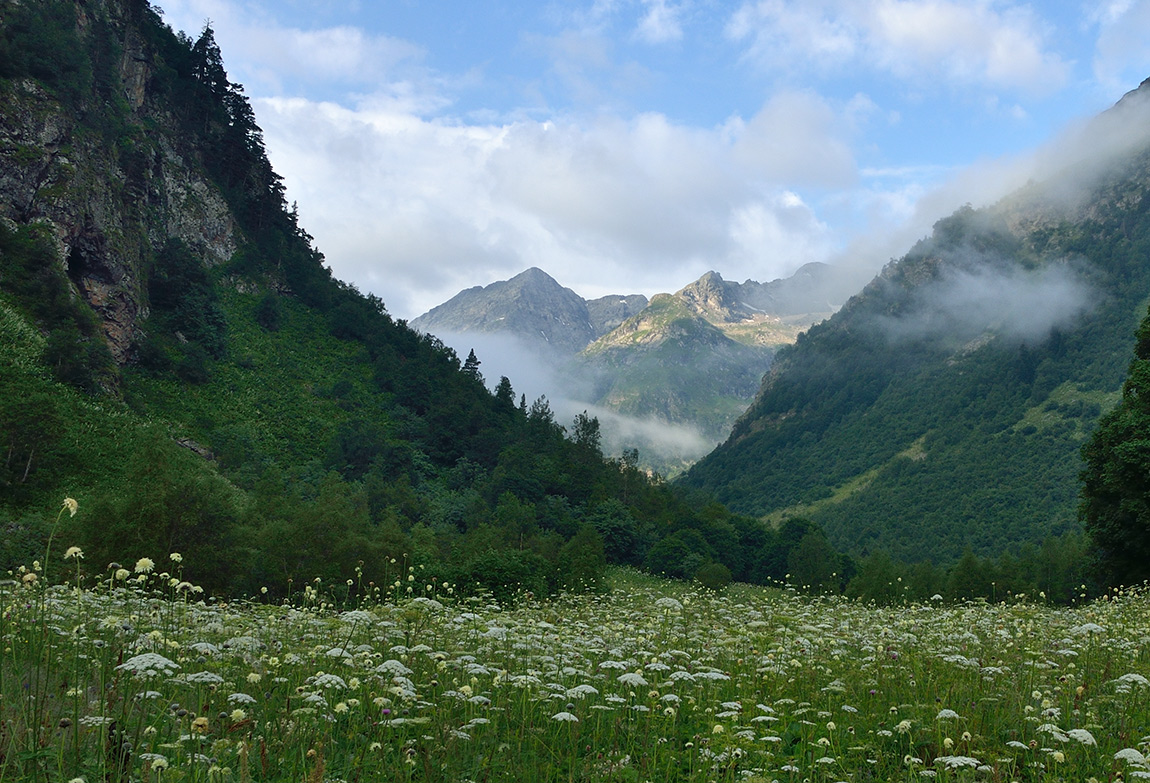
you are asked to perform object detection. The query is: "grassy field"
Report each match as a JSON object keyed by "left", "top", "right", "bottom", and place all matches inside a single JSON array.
[{"left": 2, "top": 505, "right": 1149, "bottom": 782}]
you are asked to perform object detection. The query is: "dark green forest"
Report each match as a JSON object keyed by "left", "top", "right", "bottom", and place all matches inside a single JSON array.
[
  {"left": 0, "top": 0, "right": 1133, "bottom": 606},
  {"left": 685, "top": 153, "right": 1150, "bottom": 567}
]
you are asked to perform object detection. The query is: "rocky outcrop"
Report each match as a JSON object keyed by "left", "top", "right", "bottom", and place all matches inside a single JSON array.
[{"left": 0, "top": 1, "right": 237, "bottom": 364}]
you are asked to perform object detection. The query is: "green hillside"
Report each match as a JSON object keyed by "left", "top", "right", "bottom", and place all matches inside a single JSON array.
[
  {"left": 0, "top": 0, "right": 789, "bottom": 597},
  {"left": 683, "top": 91, "right": 1150, "bottom": 563}
]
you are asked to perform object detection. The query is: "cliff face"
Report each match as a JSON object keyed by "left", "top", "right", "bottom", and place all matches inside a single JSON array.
[{"left": 0, "top": 0, "right": 236, "bottom": 363}]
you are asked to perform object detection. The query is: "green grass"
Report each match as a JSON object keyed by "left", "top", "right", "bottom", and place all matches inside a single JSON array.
[
  {"left": 763, "top": 437, "right": 930, "bottom": 527},
  {"left": 1013, "top": 382, "right": 1121, "bottom": 439},
  {"left": 4, "top": 502, "right": 1150, "bottom": 782}
]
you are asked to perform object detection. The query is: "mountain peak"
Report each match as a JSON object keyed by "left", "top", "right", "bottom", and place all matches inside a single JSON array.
[
  {"left": 509, "top": 267, "right": 559, "bottom": 286},
  {"left": 411, "top": 268, "right": 636, "bottom": 355}
]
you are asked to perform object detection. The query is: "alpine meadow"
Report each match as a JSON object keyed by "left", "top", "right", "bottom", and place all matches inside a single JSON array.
[{"left": 3, "top": 1, "right": 1150, "bottom": 781}]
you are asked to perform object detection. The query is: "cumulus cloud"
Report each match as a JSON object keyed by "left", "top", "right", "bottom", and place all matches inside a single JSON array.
[
  {"left": 731, "top": 91, "right": 857, "bottom": 186},
  {"left": 727, "top": 0, "right": 1070, "bottom": 95},
  {"left": 255, "top": 92, "right": 860, "bottom": 318}
]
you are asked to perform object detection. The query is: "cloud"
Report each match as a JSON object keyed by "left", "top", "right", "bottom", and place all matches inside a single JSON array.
[
  {"left": 634, "top": 0, "right": 685, "bottom": 44},
  {"left": 731, "top": 91, "right": 857, "bottom": 186},
  {"left": 1091, "top": 0, "right": 1150, "bottom": 93},
  {"left": 877, "top": 260, "right": 1096, "bottom": 346},
  {"left": 254, "top": 91, "right": 867, "bottom": 318},
  {"left": 426, "top": 331, "right": 716, "bottom": 466},
  {"left": 727, "top": 0, "right": 1070, "bottom": 95},
  {"left": 154, "top": 0, "right": 427, "bottom": 97}
]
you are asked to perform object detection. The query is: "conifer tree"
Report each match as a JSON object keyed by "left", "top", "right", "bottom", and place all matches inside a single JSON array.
[{"left": 1079, "top": 306, "right": 1150, "bottom": 586}]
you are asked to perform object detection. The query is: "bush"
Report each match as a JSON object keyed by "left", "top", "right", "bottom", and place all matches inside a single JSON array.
[{"left": 695, "top": 561, "right": 732, "bottom": 591}]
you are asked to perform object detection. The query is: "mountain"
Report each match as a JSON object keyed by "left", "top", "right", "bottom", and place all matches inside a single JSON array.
[
  {"left": 409, "top": 267, "right": 647, "bottom": 355},
  {"left": 414, "top": 263, "right": 859, "bottom": 471},
  {"left": 683, "top": 78, "right": 1150, "bottom": 563},
  {"left": 576, "top": 271, "right": 805, "bottom": 444},
  {"left": 0, "top": 0, "right": 777, "bottom": 597}
]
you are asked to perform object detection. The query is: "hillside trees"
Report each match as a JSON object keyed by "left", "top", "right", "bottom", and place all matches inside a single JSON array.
[{"left": 1080, "top": 305, "right": 1150, "bottom": 586}]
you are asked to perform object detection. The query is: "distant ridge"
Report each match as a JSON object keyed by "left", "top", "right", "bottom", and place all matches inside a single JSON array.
[
  {"left": 410, "top": 267, "right": 646, "bottom": 355},
  {"left": 413, "top": 263, "right": 862, "bottom": 471},
  {"left": 682, "top": 77, "right": 1150, "bottom": 562}
]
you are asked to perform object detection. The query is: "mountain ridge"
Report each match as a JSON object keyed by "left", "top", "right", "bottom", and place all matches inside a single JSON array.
[{"left": 683, "top": 80, "right": 1150, "bottom": 560}]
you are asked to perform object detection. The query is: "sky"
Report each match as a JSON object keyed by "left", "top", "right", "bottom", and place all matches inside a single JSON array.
[{"left": 150, "top": 0, "right": 1150, "bottom": 321}]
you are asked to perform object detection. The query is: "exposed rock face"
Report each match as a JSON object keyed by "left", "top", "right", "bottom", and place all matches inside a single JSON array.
[
  {"left": 586, "top": 293, "right": 648, "bottom": 336},
  {"left": 0, "top": 2, "right": 237, "bottom": 364}
]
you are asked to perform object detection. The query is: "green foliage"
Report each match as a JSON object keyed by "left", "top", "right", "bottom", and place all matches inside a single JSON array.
[
  {"left": 558, "top": 524, "right": 608, "bottom": 592},
  {"left": 74, "top": 431, "right": 243, "bottom": 593},
  {"left": 844, "top": 532, "right": 1089, "bottom": 604},
  {"left": 694, "top": 560, "right": 732, "bottom": 591},
  {"left": 1080, "top": 303, "right": 1150, "bottom": 586},
  {"left": 0, "top": 222, "right": 115, "bottom": 392},
  {"left": 0, "top": 1, "right": 92, "bottom": 104},
  {"left": 685, "top": 161, "right": 1150, "bottom": 563},
  {"left": 147, "top": 239, "right": 228, "bottom": 359},
  {"left": 0, "top": 0, "right": 949, "bottom": 604}
]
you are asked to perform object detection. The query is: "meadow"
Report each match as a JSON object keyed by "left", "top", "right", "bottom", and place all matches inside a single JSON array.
[{"left": 2, "top": 509, "right": 1149, "bottom": 782}]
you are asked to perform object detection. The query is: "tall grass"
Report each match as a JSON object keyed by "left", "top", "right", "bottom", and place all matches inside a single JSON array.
[{"left": 2, "top": 503, "right": 1149, "bottom": 782}]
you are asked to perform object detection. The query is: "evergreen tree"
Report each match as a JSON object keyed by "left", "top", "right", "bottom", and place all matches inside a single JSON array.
[
  {"left": 1079, "top": 306, "right": 1150, "bottom": 586},
  {"left": 462, "top": 349, "right": 483, "bottom": 382}
]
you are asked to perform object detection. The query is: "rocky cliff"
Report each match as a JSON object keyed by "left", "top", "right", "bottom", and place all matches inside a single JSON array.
[{"left": 1, "top": 0, "right": 237, "bottom": 365}]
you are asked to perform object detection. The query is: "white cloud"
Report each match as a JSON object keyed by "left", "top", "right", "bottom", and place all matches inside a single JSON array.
[
  {"left": 254, "top": 90, "right": 871, "bottom": 318},
  {"left": 731, "top": 91, "right": 857, "bottom": 187},
  {"left": 727, "top": 0, "right": 1069, "bottom": 95},
  {"left": 726, "top": 0, "right": 859, "bottom": 71},
  {"left": 1091, "top": 0, "right": 1150, "bottom": 93},
  {"left": 154, "top": 0, "right": 425, "bottom": 96},
  {"left": 634, "top": 0, "right": 685, "bottom": 44}
]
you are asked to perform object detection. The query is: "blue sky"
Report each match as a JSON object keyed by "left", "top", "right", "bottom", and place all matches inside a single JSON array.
[{"left": 152, "top": 0, "right": 1150, "bottom": 319}]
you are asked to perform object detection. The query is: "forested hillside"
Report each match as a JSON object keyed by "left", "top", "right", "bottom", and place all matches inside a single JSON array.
[
  {"left": 0, "top": 0, "right": 797, "bottom": 597},
  {"left": 684, "top": 81, "right": 1150, "bottom": 563}
]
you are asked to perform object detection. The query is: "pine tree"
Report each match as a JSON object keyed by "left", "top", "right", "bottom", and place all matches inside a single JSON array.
[
  {"left": 1079, "top": 306, "right": 1150, "bottom": 586},
  {"left": 462, "top": 349, "right": 483, "bottom": 383}
]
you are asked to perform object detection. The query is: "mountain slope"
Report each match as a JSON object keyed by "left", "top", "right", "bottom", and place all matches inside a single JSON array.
[
  {"left": 683, "top": 79, "right": 1150, "bottom": 562},
  {"left": 1, "top": 0, "right": 779, "bottom": 598}
]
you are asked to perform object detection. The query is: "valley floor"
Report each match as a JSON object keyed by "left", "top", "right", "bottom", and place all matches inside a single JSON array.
[{"left": 3, "top": 566, "right": 1148, "bottom": 782}]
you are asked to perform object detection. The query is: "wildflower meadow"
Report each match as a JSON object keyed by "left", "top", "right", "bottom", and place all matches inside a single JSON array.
[{"left": 2, "top": 507, "right": 1150, "bottom": 782}]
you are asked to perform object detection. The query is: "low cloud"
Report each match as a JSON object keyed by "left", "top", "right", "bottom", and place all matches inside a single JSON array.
[
  {"left": 425, "top": 330, "right": 717, "bottom": 468},
  {"left": 877, "top": 260, "right": 1096, "bottom": 345}
]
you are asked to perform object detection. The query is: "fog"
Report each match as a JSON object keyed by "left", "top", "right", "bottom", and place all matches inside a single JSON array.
[
  {"left": 877, "top": 257, "right": 1096, "bottom": 346},
  {"left": 428, "top": 330, "right": 719, "bottom": 469}
]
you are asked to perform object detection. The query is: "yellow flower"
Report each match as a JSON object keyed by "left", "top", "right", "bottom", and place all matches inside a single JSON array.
[
  {"left": 191, "top": 716, "right": 210, "bottom": 734},
  {"left": 114, "top": 568, "right": 130, "bottom": 581},
  {"left": 712, "top": 724, "right": 724, "bottom": 734},
  {"left": 62, "top": 498, "right": 78, "bottom": 517},
  {"left": 169, "top": 552, "right": 183, "bottom": 563},
  {"left": 229, "top": 708, "right": 246, "bottom": 722},
  {"left": 134, "top": 558, "right": 155, "bottom": 574},
  {"left": 64, "top": 546, "right": 84, "bottom": 560}
]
